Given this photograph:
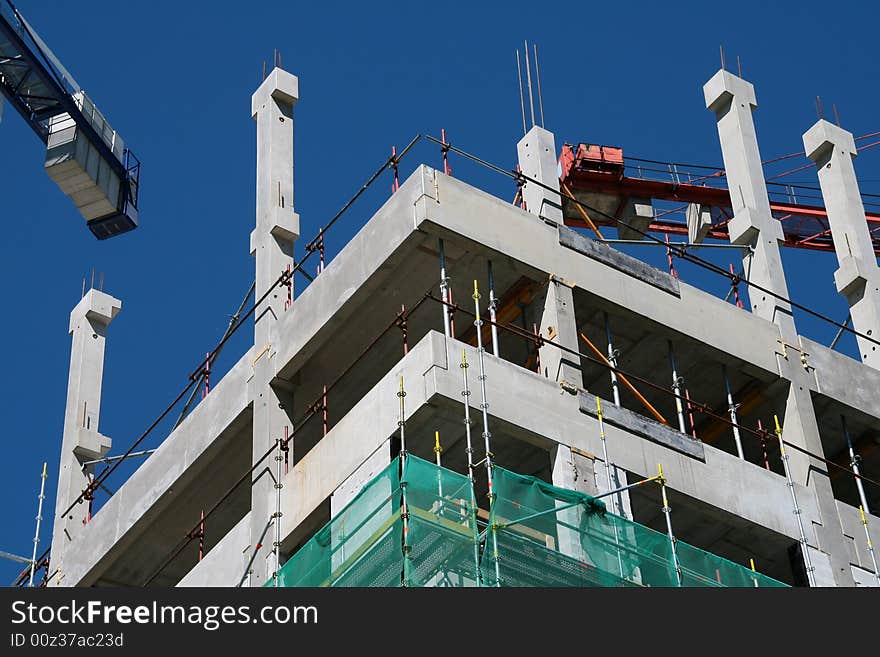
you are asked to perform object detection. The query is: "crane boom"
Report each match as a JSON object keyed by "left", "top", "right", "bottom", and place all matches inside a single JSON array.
[{"left": 0, "top": 1, "right": 139, "bottom": 239}]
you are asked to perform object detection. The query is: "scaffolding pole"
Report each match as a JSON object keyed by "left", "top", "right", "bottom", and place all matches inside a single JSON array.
[
  {"left": 722, "top": 365, "right": 745, "bottom": 459},
  {"left": 596, "top": 396, "right": 625, "bottom": 578},
  {"left": 775, "top": 415, "right": 816, "bottom": 587},
  {"left": 842, "top": 416, "right": 871, "bottom": 515},
  {"left": 461, "top": 350, "right": 482, "bottom": 585},
  {"left": 858, "top": 505, "right": 880, "bottom": 586},
  {"left": 439, "top": 239, "right": 451, "bottom": 338},
  {"left": 595, "top": 397, "right": 617, "bottom": 515},
  {"left": 668, "top": 341, "right": 687, "bottom": 433},
  {"left": 28, "top": 462, "right": 47, "bottom": 588},
  {"left": 473, "top": 280, "right": 501, "bottom": 586},
  {"left": 434, "top": 430, "right": 443, "bottom": 500},
  {"left": 398, "top": 376, "right": 411, "bottom": 586},
  {"left": 272, "top": 432, "right": 283, "bottom": 587},
  {"left": 657, "top": 464, "right": 682, "bottom": 586},
  {"left": 604, "top": 313, "right": 621, "bottom": 407},
  {"left": 487, "top": 261, "right": 500, "bottom": 357}
]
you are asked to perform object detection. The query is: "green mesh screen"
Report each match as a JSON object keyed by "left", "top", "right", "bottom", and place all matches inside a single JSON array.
[
  {"left": 272, "top": 456, "right": 787, "bottom": 588},
  {"left": 480, "top": 465, "right": 787, "bottom": 588},
  {"left": 273, "top": 454, "right": 479, "bottom": 587}
]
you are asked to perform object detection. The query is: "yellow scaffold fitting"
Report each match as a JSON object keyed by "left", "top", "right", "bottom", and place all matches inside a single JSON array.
[
  {"left": 860, "top": 505, "right": 869, "bottom": 526},
  {"left": 656, "top": 463, "right": 667, "bottom": 488},
  {"left": 461, "top": 349, "right": 468, "bottom": 367},
  {"left": 434, "top": 431, "right": 443, "bottom": 456},
  {"left": 596, "top": 395, "right": 603, "bottom": 419},
  {"left": 750, "top": 558, "right": 756, "bottom": 572}
]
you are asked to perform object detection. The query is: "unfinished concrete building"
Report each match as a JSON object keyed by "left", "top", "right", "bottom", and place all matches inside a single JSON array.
[{"left": 44, "top": 63, "right": 880, "bottom": 588}]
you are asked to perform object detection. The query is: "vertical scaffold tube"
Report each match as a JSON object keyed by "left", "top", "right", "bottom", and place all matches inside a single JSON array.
[
  {"left": 597, "top": 398, "right": 624, "bottom": 578},
  {"left": 29, "top": 462, "right": 47, "bottom": 588},
  {"left": 722, "top": 365, "right": 745, "bottom": 459},
  {"left": 775, "top": 415, "right": 816, "bottom": 587},
  {"left": 604, "top": 313, "right": 621, "bottom": 407},
  {"left": 843, "top": 416, "right": 871, "bottom": 515},
  {"left": 657, "top": 464, "right": 682, "bottom": 586},
  {"left": 487, "top": 261, "right": 500, "bottom": 357},
  {"left": 460, "top": 350, "right": 482, "bottom": 585},
  {"left": 273, "top": 434, "right": 283, "bottom": 587},
  {"left": 398, "top": 376, "right": 411, "bottom": 586},
  {"left": 473, "top": 280, "right": 501, "bottom": 586},
  {"left": 434, "top": 430, "right": 444, "bottom": 501},
  {"left": 859, "top": 505, "right": 880, "bottom": 586},
  {"left": 668, "top": 341, "right": 686, "bottom": 434},
  {"left": 439, "top": 239, "right": 450, "bottom": 338}
]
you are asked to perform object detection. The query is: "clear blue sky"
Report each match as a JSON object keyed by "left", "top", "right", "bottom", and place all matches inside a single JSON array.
[{"left": 1, "top": 0, "right": 877, "bottom": 585}]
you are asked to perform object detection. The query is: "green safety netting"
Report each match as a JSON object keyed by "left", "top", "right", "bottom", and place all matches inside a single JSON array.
[
  {"left": 273, "top": 454, "right": 480, "bottom": 587},
  {"left": 271, "top": 455, "right": 787, "bottom": 588},
  {"left": 481, "top": 465, "right": 787, "bottom": 588}
]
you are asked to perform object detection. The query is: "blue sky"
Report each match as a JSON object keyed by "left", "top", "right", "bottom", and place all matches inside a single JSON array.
[{"left": 1, "top": 0, "right": 877, "bottom": 584}]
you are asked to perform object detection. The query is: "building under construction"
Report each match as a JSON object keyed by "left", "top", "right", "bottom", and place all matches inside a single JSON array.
[{"left": 41, "top": 59, "right": 880, "bottom": 588}]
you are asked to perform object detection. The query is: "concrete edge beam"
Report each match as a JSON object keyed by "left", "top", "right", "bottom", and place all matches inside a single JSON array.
[
  {"left": 559, "top": 226, "right": 680, "bottom": 297},
  {"left": 577, "top": 391, "right": 705, "bottom": 461}
]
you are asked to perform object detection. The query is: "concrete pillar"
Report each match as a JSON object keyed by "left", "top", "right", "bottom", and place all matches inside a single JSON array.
[
  {"left": 517, "top": 125, "right": 563, "bottom": 225},
  {"left": 49, "top": 289, "right": 120, "bottom": 585},
  {"left": 703, "top": 72, "right": 854, "bottom": 585},
  {"left": 703, "top": 70, "right": 796, "bottom": 341},
  {"left": 248, "top": 67, "right": 299, "bottom": 586},
  {"left": 537, "top": 276, "right": 582, "bottom": 388},
  {"left": 803, "top": 120, "right": 880, "bottom": 369},
  {"left": 551, "top": 444, "right": 595, "bottom": 560}
]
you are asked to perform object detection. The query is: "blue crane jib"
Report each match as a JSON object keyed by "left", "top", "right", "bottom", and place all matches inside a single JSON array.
[{"left": 0, "top": 1, "right": 140, "bottom": 239}]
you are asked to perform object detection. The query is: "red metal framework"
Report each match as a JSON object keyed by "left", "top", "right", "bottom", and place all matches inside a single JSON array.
[{"left": 558, "top": 143, "right": 880, "bottom": 255}]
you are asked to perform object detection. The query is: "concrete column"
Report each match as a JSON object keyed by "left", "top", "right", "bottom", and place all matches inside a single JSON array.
[
  {"left": 248, "top": 67, "right": 299, "bottom": 586},
  {"left": 537, "top": 276, "right": 582, "bottom": 388},
  {"left": 49, "top": 289, "right": 120, "bottom": 585},
  {"left": 517, "top": 125, "right": 563, "bottom": 225},
  {"left": 551, "top": 444, "right": 595, "bottom": 560},
  {"left": 704, "top": 70, "right": 796, "bottom": 341},
  {"left": 803, "top": 120, "right": 880, "bottom": 369}
]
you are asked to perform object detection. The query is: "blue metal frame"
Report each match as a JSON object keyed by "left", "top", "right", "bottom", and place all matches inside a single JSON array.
[{"left": 0, "top": 1, "right": 140, "bottom": 238}]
